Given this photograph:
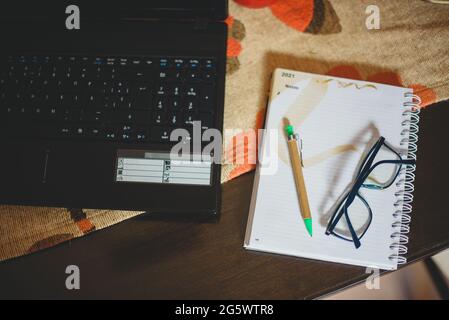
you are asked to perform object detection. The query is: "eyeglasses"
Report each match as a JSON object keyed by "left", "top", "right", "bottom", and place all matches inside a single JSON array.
[{"left": 325, "top": 136, "right": 416, "bottom": 249}]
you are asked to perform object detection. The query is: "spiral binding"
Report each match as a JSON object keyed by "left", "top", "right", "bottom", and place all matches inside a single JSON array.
[{"left": 388, "top": 93, "right": 422, "bottom": 265}]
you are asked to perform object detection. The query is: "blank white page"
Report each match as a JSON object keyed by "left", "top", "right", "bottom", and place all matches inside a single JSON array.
[{"left": 245, "top": 69, "right": 413, "bottom": 270}]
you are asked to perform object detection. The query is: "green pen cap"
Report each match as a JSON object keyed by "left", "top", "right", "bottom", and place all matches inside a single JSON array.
[{"left": 285, "top": 125, "right": 294, "bottom": 136}]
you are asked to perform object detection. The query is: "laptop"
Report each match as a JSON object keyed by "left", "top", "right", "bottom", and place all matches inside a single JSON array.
[{"left": 0, "top": 1, "right": 228, "bottom": 215}]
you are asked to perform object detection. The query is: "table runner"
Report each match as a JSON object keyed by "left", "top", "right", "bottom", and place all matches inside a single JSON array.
[{"left": 1, "top": 0, "right": 448, "bottom": 262}]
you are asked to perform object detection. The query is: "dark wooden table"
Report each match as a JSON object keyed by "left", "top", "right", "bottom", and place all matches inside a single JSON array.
[{"left": 0, "top": 101, "right": 448, "bottom": 300}]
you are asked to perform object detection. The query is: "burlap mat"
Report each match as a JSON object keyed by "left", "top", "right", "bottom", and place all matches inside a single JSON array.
[{"left": 1, "top": 0, "right": 448, "bottom": 262}]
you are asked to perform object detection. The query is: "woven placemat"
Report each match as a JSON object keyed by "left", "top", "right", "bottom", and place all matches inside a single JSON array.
[{"left": 1, "top": 0, "right": 449, "bottom": 262}]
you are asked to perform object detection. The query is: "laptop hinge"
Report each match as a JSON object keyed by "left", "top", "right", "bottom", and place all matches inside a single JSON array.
[{"left": 194, "top": 17, "right": 209, "bottom": 31}]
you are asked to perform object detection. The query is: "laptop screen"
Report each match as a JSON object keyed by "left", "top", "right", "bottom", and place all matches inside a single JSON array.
[{"left": 1, "top": 0, "right": 227, "bottom": 21}]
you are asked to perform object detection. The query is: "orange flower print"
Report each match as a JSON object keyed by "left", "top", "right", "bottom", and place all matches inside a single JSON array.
[
  {"left": 225, "top": 16, "right": 246, "bottom": 75},
  {"left": 69, "top": 208, "right": 96, "bottom": 234},
  {"left": 227, "top": 108, "right": 266, "bottom": 180},
  {"left": 327, "top": 66, "right": 437, "bottom": 108},
  {"left": 28, "top": 234, "right": 74, "bottom": 254},
  {"left": 234, "top": 0, "right": 278, "bottom": 7},
  {"left": 234, "top": 0, "right": 341, "bottom": 34}
]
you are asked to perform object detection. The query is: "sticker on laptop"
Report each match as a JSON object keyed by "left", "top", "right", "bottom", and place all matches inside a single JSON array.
[{"left": 115, "top": 150, "right": 212, "bottom": 186}]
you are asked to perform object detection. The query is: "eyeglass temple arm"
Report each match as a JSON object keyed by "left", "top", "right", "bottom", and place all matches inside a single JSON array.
[
  {"left": 357, "top": 137, "right": 385, "bottom": 175},
  {"left": 344, "top": 210, "right": 361, "bottom": 249},
  {"left": 326, "top": 211, "right": 342, "bottom": 235},
  {"left": 326, "top": 203, "right": 362, "bottom": 249}
]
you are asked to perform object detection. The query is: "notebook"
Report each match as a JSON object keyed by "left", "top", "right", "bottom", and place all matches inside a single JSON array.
[{"left": 244, "top": 68, "right": 421, "bottom": 270}]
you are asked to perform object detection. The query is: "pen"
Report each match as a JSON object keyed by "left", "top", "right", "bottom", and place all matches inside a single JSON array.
[{"left": 285, "top": 123, "right": 313, "bottom": 237}]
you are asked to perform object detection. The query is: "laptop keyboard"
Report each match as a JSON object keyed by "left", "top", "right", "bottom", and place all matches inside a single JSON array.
[{"left": 0, "top": 54, "right": 217, "bottom": 143}]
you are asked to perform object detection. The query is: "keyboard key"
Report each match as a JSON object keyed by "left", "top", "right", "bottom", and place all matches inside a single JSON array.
[
  {"left": 199, "top": 85, "right": 215, "bottom": 111},
  {"left": 104, "top": 95, "right": 119, "bottom": 109},
  {"left": 159, "top": 58, "right": 169, "bottom": 68},
  {"left": 203, "top": 71, "right": 215, "bottom": 82},
  {"left": 184, "top": 85, "right": 199, "bottom": 97},
  {"left": 116, "top": 124, "right": 133, "bottom": 140},
  {"left": 202, "top": 59, "right": 216, "bottom": 70},
  {"left": 32, "top": 106, "right": 46, "bottom": 119},
  {"left": 25, "top": 92, "right": 40, "bottom": 105},
  {"left": 156, "top": 84, "right": 168, "bottom": 95},
  {"left": 119, "top": 131, "right": 132, "bottom": 142},
  {"left": 154, "top": 98, "right": 167, "bottom": 111},
  {"left": 85, "top": 80, "right": 101, "bottom": 91},
  {"left": 88, "top": 126, "right": 102, "bottom": 138},
  {"left": 113, "top": 110, "right": 150, "bottom": 123},
  {"left": 184, "top": 112, "right": 196, "bottom": 125},
  {"left": 153, "top": 111, "right": 166, "bottom": 125},
  {"left": 172, "top": 59, "right": 185, "bottom": 69},
  {"left": 118, "top": 58, "right": 128, "bottom": 67},
  {"left": 86, "top": 93, "right": 99, "bottom": 106},
  {"left": 47, "top": 107, "right": 59, "bottom": 120},
  {"left": 170, "top": 98, "right": 181, "bottom": 110},
  {"left": 60, "top": 108, "right": 80, "bottom": 122},
  {"left": 119, "top": 124, "right": 131, "bottom": 133},
  {"left": 105, "top": 128, "right": 117, "bottom": 141},
  {"left": 116, "top": 96, "right": 132, "bottom": 109},
  {"left": 151, "top": 127, "right": 171, "bottom": 142},
  {"left": 57, "top": 125, "right": 72, "bottom": 137},
  {"left": 168, "top": 112, "right": 182, "bottom": 126},
  {"left": 73, "top": 126, "right": 87, "bottom": 137},
  {"left": 171, "top": 85, "right": 182, "bottom": 97},
  {"left": 172, "top": 70, "right": 185, "bottom": 81},
  {"left": 133, "top": 85, "right": 152, "bottom": 109},
  {"left": 134, "top": 128, "right": 149, "bottom": 142},
  {"left": 1, "top": 105, "right": 16, "bottom": 118},
  {"left": 124, "top": 67, "right": 152, "bottom": 81},
  {"left": 158, "top": 71, "right": 170, "bottom": 80},
  {"left": 12, "top": 92, "right": 25, "bottom": 106},
  {"left": 85, "top": 109, "right": 106, "bottom": 122},
  {"left": 115, "top": 83, "right": 130, "bottom": 96},
  {"left": 188, "top": 59, "right": 200, "bottom": 69},
  {"left": 143, "top": 58, "right": 155, "bottom": 67},
  {"left": 131, "top": 58, "right": 141, "bottom": 66},
  {"left": 187, "top": 71, "right": 201, "bottom": 81},
  {"left": 17, "top": 106, "right": 31, "bottom": 118},
  {"left": 183, "top": 97, "right": 197, "bottom": 111}
]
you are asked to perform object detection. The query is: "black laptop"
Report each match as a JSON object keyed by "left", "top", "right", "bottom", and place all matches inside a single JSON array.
[{"left": 0, "top": 1, "right": 228, "bottom": 215}]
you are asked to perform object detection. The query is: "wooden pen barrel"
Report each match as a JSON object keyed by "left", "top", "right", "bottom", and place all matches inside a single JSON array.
[{"left": 287, "top": 139, "right": 311, "bottom": 219}]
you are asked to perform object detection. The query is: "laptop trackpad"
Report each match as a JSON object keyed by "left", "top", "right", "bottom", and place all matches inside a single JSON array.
[{"left": 46, "top": 146, "right": 113, "bottom": 187}]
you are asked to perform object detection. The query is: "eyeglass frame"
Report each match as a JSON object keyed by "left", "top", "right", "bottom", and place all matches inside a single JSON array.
[{"left": 325, "top": 136, "right": 416, "bottom": 249}]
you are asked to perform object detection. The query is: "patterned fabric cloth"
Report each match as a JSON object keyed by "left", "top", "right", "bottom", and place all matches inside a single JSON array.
[{"left": 1, "top": 0, "right": 448, "bottom": 262}]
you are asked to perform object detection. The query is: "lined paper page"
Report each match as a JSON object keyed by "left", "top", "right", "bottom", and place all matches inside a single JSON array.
[{"left": 245, "top": 69, "right": 412, "bottom": 270}]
